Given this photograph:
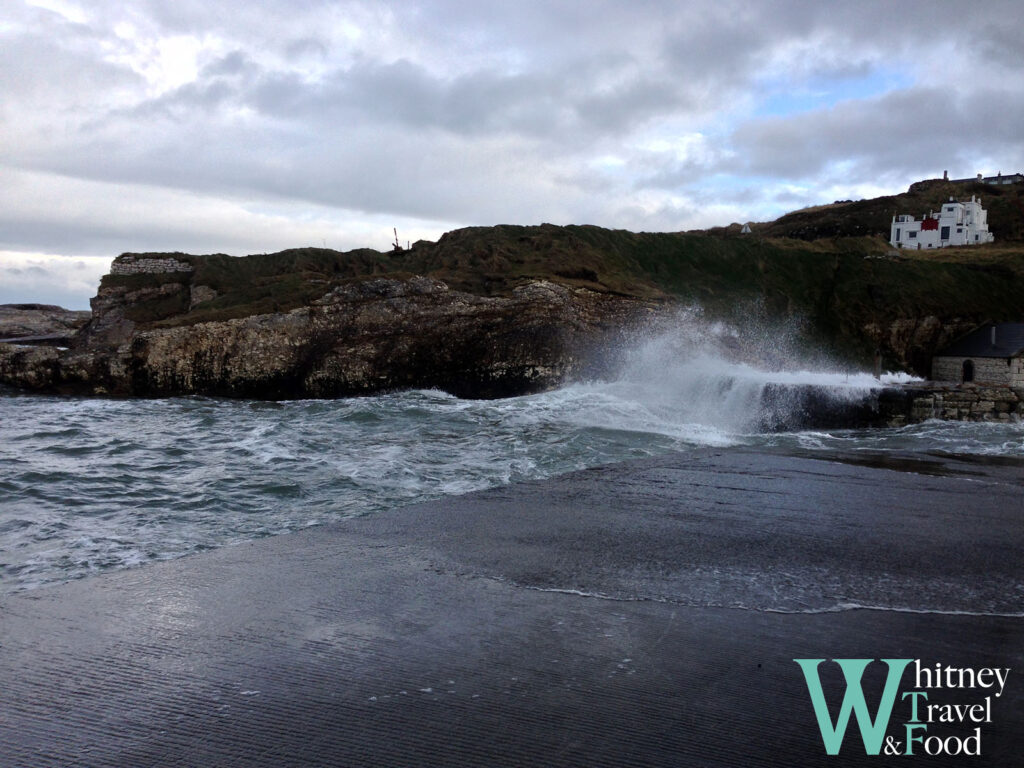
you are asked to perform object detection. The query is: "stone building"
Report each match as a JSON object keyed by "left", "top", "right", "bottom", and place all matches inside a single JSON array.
[
  {"left": 931, "top": 323, "right": 1024, "bottom": 386},
  {"left": 890, "top": 196, "right": 995, "bottom": 249}
]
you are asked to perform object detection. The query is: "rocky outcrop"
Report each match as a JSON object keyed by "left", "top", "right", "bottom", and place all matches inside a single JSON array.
[
  {"left": 860, "top": 316, "right": 982, "bottom": 377},
  {"left": 0, "top": 275, "right": 658, "bottom": 399},
  {"left": 73, "top": 277, "right": 191, "bottom": 350},
  {"left": 0, "top": 304, "right": 91, "bottom": 345}
]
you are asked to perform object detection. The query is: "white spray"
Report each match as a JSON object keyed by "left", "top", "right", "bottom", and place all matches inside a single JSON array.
[{"left": 558, "top": 307, "right": 918, "bottom": 441}]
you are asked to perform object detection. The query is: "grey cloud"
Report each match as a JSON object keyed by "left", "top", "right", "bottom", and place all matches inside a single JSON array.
[
  {"left": 629, "top": 148, "right": 730, "bottom": 193},
  {"left": 976, "top": 23, "right": 1024, "bottom": 69},
  {"left": 662, "top": 16, "right": 774, "bottom": 86},
  {"left": 100, "top": 56, "right": 572, "bottom": 142},
  {"left": 284, "top": 37, "right": 329, "bottom": 61},
  {"left": 88, "top": 51, "right": 262, "bottom": 124},
  {"left": 243, "top": 56, "right": 676, "bottom": 140},
  {"left": 0, "top": 214, "right": 175, "bottom": 257},
  {"left": 28, "top": 40, "right": 697, "bottom": 216},
  {"left": 18, "top": 116, "right": 577, "bottom": 226},
  {"left": 0, "top": 202, "right": 276, "bottom": 259},
  {"left": 772, "top": 189, "right": 816, "bottom": 206},
  {"left": 202, "top": 50, "right": 256, "bottom": 77},
  {"left": 575, "top": 77, "right": 688, "bottom": 133},
  {"left": 4, "top": 0, "right": 1024, "bottom": 257},
  {"left": 0, "top": 31, "right": 139, "bottom": 110}
]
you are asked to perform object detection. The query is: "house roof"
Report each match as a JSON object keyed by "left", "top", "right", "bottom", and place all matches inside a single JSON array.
[{"left": 937, "top": 323, "right": 1024, "bottom": 358}]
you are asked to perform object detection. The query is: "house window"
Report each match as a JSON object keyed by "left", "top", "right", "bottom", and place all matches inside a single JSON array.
[
  {"left": 895, "top": 228, "right": 901, "bottom": 241},
  {"left": 962, "top": 360, "right": 974, "bottom": 383},
  {"left": 909, "top": 231, "right": 917, "bottom": 238},
  {"left": 941, "top": 226, "right": 950, "bottom": 240}
]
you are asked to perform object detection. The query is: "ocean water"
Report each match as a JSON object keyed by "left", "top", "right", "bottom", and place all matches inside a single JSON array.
[{"left": 1, "top": 318, "right": 1021, "bottom": 595}]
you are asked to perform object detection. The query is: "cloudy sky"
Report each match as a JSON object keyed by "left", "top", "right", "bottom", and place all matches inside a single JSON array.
[{"left": 2, "top": 0, "right": 1022, "bottom": 308}]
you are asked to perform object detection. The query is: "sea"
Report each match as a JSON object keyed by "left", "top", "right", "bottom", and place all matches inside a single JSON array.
[{"left": 2, "top": 315, "right": 1022, "bottom": 595}]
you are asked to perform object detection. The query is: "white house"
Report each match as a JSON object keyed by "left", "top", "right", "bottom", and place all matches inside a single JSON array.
[{"left": 890, "top": 195, "right": 995, "bottom": 249}]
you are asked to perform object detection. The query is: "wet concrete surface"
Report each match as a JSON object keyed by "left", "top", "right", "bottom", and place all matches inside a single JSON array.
[{"left": 1, "top": 448, "right": 1022, "bottom": 766}]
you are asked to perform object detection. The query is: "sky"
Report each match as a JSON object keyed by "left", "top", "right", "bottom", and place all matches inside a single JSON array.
[{"left": 2, "top": 1, "right": 1023, "bottom": 308}]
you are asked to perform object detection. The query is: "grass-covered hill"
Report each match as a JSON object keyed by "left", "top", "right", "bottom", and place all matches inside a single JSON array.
[
  {"left": 101, "top": 226, "right": 889, "bottom": 330},
  {"left": 96, "top": 177, "right": 1024, "bottom": 375},
  {"left": 737, "top": 177, "right": 1024, "bottom": 242}
]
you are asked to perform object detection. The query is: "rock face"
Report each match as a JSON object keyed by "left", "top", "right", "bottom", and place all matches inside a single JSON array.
[
  {"left": 0, "top": 275, "right": 657, "bottom": 399},
  {"left": 860, "top": 315, "right": 982, "bottom": 378},
  {"left": 0, "top": 304, "right": 91, "bottom": 345}
]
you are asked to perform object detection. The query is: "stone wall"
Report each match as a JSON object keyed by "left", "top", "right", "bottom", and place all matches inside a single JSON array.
[
  {"left": 110, "top": 256, "right": 194, "bottom": 276},
  {"left": 932, "top": 355, "right": 1024, "bottom": 388},
  {"left": 892, "top": 384, "right": 1024, "bottom": 425}
]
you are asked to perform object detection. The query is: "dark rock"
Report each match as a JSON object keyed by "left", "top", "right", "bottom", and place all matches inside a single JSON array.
[
  {"left": 1, "top": 276, "right": 658, "bottom": 399},
  {"left": 756, "top": 383, "right": 921, "bottom": 430},
  {"left": 0, "top": 304, "right": 91, "bottom": 344}
]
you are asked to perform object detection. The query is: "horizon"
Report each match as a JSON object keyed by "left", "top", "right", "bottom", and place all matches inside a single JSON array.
[{"left": 2, "top": 0, "right": 1023, "bottom": 308}]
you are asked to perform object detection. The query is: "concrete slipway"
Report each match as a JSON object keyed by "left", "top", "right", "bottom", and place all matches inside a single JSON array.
[{"left": 1, "top": 449, "right": 1022, "bottom": 766}]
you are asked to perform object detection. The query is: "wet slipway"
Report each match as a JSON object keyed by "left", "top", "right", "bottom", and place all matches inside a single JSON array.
[{"left": 1, "top": 448, "right": 1022, "bottom": 767}]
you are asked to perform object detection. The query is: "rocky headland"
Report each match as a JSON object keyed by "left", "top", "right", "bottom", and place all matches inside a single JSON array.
[
  {"left": 3, "top": 183, "right": 1024, "bottom": 418},
  {"left": 0, "top": 247, "right": 658, "bottom": 399}
]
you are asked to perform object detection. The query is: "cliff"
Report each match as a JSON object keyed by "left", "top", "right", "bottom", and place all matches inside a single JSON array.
[
  {"left": 2, "top": 218, "right": 1024, "bottom": 400},
  {"left": 0, "top": 272, "right": 655, "bottom": 398}
]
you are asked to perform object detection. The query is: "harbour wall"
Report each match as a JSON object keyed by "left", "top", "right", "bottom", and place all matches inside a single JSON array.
[
  {"left": 880, "top": 383, "right": 1023, "bottom": 426},
  {"left": 757, "top": 383, "right": 1023, "bottom": 430}
]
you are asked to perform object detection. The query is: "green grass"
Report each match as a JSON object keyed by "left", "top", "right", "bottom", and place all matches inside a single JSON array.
[{"left": 751, "top": 178, "right": 1024, "bottom": 242}]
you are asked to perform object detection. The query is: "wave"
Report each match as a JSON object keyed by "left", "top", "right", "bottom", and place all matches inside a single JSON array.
[
  {"left": 1, "top": 311, "right": 1019, "bottom": 592},
  {"left": 507, "top": 584, "right": 1024, "bottom": 619}
]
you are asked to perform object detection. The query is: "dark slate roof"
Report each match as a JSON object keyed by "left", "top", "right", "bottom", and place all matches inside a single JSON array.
[{"left": 937, "top": 323, "right": 1024, "bottom": 358}]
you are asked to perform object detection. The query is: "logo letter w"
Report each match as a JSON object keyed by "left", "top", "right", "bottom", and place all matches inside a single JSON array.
[{"left": 794, "top": 658, "right": 912, "bottom": 755}]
